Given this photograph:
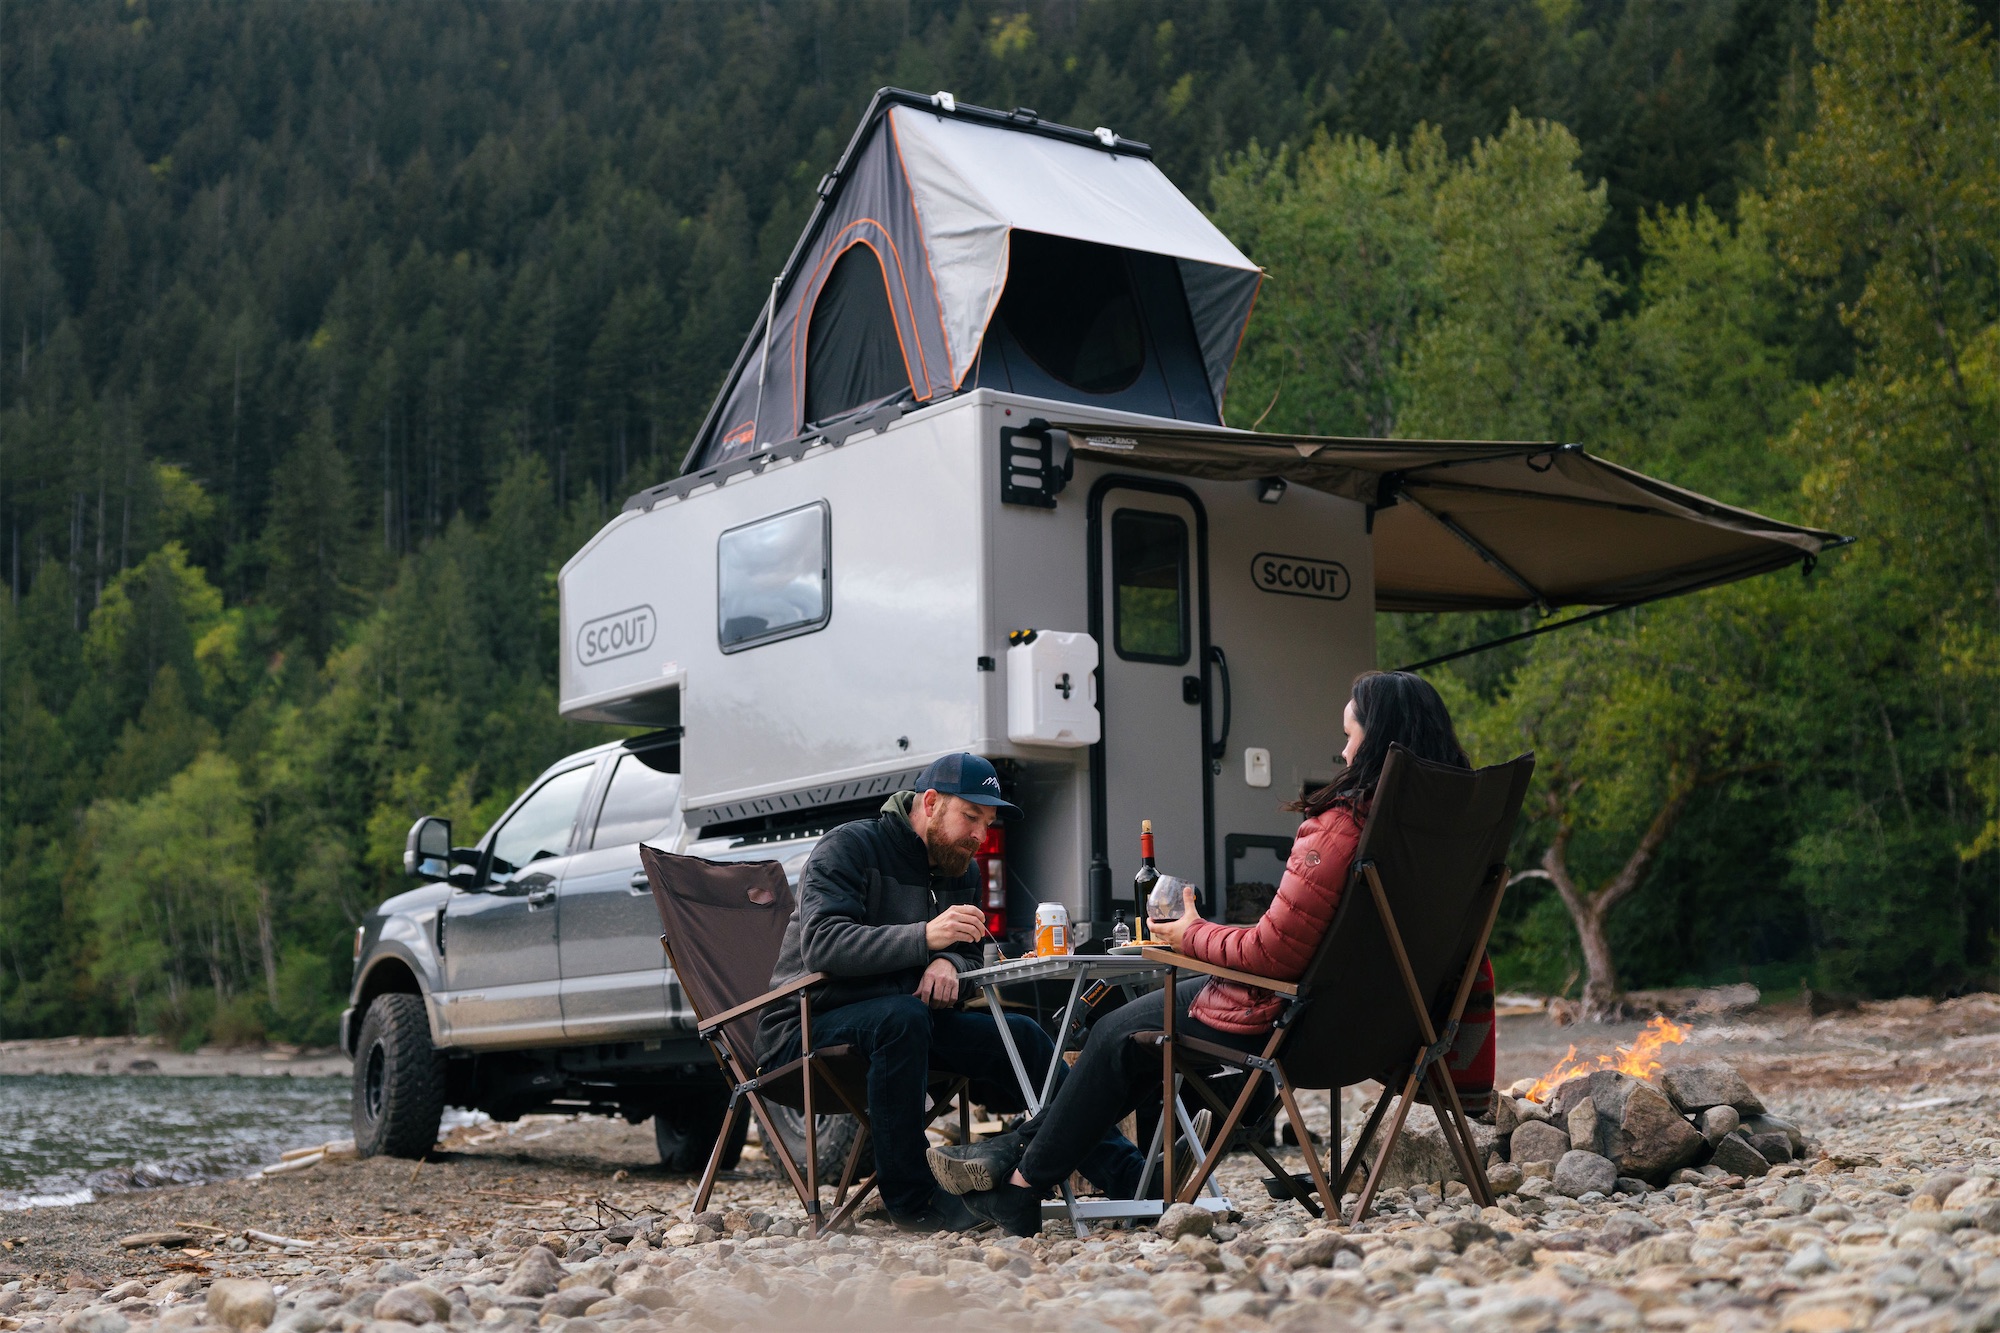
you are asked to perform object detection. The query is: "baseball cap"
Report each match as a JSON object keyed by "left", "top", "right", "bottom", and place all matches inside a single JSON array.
[{"left": 914, "top": 753, "right": 1022, "bottom": 821}]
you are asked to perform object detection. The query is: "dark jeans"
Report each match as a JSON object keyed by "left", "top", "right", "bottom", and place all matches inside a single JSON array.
[
  {"left": 1015, "top": 979, "right": 1261, "bottom": 1194},
  {"left": 764, "top": 993, "right": 1138, "bottom": 1216}
]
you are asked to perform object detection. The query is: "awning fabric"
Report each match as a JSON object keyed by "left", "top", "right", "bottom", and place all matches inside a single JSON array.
[
  {"left": 682, "top": 91, "right": 1261, "bottom": 473},
  {"left": 1045, "top": 422, "right": 1846, "bottom": 613}
]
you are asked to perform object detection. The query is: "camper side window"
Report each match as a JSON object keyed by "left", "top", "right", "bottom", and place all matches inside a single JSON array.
[
  {"left": 718, "top": 502, "right": 831, "bottom": 652},
  {"left": 1112, "top": 509, "right": 1189, "bottom": 664}
]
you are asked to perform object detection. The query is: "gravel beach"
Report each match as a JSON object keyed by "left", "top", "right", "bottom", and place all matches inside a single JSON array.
[{"left": 4, "top": 997, "right": 1998, "bottom": 1333}]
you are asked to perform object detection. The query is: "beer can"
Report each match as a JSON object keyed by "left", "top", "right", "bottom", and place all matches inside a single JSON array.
[{"left": 1034, "top": 902, "right": 1071, "bottom": 957}]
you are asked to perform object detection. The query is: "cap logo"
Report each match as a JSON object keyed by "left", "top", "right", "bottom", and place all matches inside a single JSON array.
[{"left": 983, "top": 776, "right": 1001, "bottom": 791}]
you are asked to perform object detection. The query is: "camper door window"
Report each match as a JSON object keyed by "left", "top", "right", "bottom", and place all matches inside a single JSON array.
[
  {"left": 1112, "top": 509, "right": 1190, "bottom": 664},
  {"left": 718, "top": 501, "right": 831, "bottom": 652}
]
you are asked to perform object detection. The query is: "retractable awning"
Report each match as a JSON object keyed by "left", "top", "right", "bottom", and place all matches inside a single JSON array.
[{"left": 1044, "top": 421, "right": 1847, "bottom": 614}]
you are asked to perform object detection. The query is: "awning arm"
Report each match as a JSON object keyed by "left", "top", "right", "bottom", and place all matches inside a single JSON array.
[
  {"left": 1399, "top": 490, "right": 1553, "bottom": 615},
  {"left": 1392, "top": 601, "right": 1638, "bottom": 673}
]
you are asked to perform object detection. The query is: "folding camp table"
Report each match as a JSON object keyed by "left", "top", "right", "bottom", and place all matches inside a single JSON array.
[{"left": 960, "top": 952, "right": 1229, "bottom": 1229}]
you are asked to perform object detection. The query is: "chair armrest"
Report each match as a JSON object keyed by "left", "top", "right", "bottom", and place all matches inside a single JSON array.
[
  {"left": 697, "top": 972, "right": 831, "bottom": 1036},
  {"left": 1139, "top": 947, "right": 1298, "bottom": 997}
]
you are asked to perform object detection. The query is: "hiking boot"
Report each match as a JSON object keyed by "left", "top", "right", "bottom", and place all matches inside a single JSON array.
[
  {"left": 957, "top": 1180, "right": 1043, "bottom": 1237},
  {"left": 889, "top": 1187, "right": 982, "bottom": 1233},
  {"left": 928, "top": 1129, "right": 1025, "bottom": 1196}
]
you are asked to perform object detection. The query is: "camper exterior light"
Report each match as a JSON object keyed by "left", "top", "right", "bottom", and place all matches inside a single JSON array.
[
  {"left": 1258, "top": 477, "right": 1289, "bottom": 504},
  {"left": 932, "top": 91, "right": 955, "bottom": 113},
  {"left": 1094, "top": 127, "right": 1116, "bottom": 147}
]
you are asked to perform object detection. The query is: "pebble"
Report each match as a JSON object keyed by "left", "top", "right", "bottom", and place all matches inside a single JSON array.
[{"left": 26, "top": 1076, "right": 2000, "bottom": 1333}]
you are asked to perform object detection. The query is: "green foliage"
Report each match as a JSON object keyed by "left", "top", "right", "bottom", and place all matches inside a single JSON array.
[{"left": 2, "top": 0, "right": 1992, "bottom": 1039}]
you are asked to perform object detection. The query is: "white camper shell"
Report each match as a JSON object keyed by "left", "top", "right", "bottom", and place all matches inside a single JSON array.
[{"left": 559, "top": 90, "right": 1842, "bottom": 934}]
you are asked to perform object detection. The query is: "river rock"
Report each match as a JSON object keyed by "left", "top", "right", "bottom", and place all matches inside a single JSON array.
[
  {"left": 1289, "top": 1232, "right": 1360, "bottom": 1268},
  {"left": 1486, "top": 1162, "right": 1525, "bottom": 1194},
  {"left": 1510, "top": 1120, "right": 1570, "bottom": 1165},
  {"left": 1744, "top": 1112, "right": 1806, "bottom": 1153},
  {"left": 1699, "top": 1105, "right": 1740, "bottom": 1143},
  {"left": 1661, "top": 1062, "right": 1764, "bottom": 1115},
  {"left": 1156, "top": 1202, "right": 1214, "bottom": 1240},
  {"left": 60, "top": 1313, "right": 129, "bottom": 1333},
  {"left": 1601, "top": 1080, "right": 1706, "bottom": 1179},
  {"left": 542, "top": 1288, "right": 612, "bottom": 1319},
  {"left": 500, "top": 1247, "right": 565, "bottom": 1298},
  {"left": 372, "top": 1285, "right": 449, "bottom": 1326},
  {"left": 1706, "top": 1130, "right": 1771, "bottom": 1178},
  {"left": 1554, "top": 1150, "right": 1618, "bottom": 1198},
  {"left": 208, "top": 1279, "right": 278, "bottom": 1332}
]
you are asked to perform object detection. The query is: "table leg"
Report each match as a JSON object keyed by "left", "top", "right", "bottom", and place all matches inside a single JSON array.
[
  {"left": 1039, "top": 972, "right": 1089, "bottom": 1109},
  {"left": 984, "top": 983, "right": 1042, "bottom": 1115}
]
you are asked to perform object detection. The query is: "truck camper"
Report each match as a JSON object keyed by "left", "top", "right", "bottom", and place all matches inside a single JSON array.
[
  {"left": 557, "top": 88, "right": 1844, "bottom": 936},
  {"left": 347, "top": 90, "right": 1843, "bottom": 1164}
]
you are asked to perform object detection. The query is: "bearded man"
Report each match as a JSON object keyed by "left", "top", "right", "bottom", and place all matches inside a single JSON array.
[{"left": 755, "top": 753, "right": 1133, "bottom": 1231}]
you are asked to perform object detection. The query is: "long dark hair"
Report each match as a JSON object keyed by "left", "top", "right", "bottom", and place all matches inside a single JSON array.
[{"left": 1287, "top": 670, "right": 1469, "bottom": 817}]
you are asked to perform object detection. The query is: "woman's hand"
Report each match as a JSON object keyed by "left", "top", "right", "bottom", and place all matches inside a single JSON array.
[{"left": 1148, "top": 886, "right": 1203, "bottom": 951}]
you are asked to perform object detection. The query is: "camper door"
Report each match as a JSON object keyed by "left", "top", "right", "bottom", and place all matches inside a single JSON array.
[{"left": 1096, "top": 482, "right": 1213, "bottom": 916}]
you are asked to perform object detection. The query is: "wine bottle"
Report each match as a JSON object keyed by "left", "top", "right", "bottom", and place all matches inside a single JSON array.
[{"left": 1133, "top": 820, "right": 1158, "bottom": 943}]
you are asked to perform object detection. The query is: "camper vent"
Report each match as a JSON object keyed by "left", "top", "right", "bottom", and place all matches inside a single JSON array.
[{"left": 1000, "top": 425, "right": 1073, "bottom": 509}]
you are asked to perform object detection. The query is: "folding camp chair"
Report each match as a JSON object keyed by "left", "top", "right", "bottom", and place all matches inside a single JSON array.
[
  {"left": 1144, "top": 745, "right": 1533, "bottom": 1224},
  {"left": 639, "top": 845, "right": 971, "bottom": 1237}
]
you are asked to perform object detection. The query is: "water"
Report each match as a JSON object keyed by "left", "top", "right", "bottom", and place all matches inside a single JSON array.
[{"left": 0, "top": 1074, "right": 355, "bottom": 1210}]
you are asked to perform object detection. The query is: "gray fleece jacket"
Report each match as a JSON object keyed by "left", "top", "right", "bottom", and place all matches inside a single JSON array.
[{"left": 753, "top": 791, "right": 981, "bottom": 1066}]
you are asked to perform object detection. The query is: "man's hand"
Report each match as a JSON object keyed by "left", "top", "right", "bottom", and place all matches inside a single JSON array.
[
  {"left": 925, "top": 903, "right": 986, "bottom": 950},
  {"left": 1148, "top": 886, "right": 1204, "bottom": 951},
  {"left": 916, "top": 957, "right": 961, "bottom": 1008}
]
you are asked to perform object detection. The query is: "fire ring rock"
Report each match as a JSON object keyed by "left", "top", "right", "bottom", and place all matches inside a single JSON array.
[
  {"left": 1509, "top": 1120, "right": 1570, "bottom": 1166},
  {"left": 1554, "top": 1150, "right": 1619, "bottom": 1198},
  {"left": 1706, "top": 1130, "right": 1771, "bottom": 1178},
  {"left": 1660, "top": 1062, "right": 1765, "bottom": 1116},
  {"left": 1603, "top": 1081, "right": 1706, "bottom": 1180}
]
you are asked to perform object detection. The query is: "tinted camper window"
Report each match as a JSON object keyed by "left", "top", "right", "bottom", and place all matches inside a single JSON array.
[
  {"left": 804, "top": 245, "right": 910, "bottom": 424},
  {"left": 1112, "top": 510, "right": 1189, "bottom": 663},
  {"left": 718, "top": 502, "right": 831, "bottom": 652},
  {"left": 997, "top": 232, "right": 1145, "bottom": 394}
]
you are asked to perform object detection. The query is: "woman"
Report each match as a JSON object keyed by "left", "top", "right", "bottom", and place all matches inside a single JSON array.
[{"left": 930, "top": 670, "right": 1471, "bottom": 1235}]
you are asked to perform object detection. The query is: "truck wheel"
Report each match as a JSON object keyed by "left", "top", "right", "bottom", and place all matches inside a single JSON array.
[
  {"left": 767, "top": 1106, "right": 863, "bottom": 1182},
  {"left": 352, "top": 993, "right": 447, "bottom": 1160},
  {"left": 654, "top": 1088, "right": 749, "bottom": 1173}
]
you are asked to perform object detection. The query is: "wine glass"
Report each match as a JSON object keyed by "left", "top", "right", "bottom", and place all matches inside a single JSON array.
[{"left": 1148, "top": 874, "right": 1198, "bottom": 929}]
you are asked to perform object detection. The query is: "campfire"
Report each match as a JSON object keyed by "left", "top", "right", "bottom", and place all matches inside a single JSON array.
[
  {"left": 1520, "top": 1016, "right": 1689, "bottom": 1104},
  {"left": 1482, "top": 1017, "right": 1815, "bottom": 1197}
]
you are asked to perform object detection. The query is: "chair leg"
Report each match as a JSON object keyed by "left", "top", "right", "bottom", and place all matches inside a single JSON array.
[
  {"left": 1277, "top": 1077, "right": 1336, "bottom": 1214},
  {"left": 691, "top": 1095, "right": 742, "bottom": 1217},
  {"left": 1340, "top": 1082, "right": 1396, "bottom": 1199},
  {"left": 1426, "top": 1062, "right": 1496, "bottom": 1207},
  {"left": 1160, "top": 973, "right": 1178, "bottom": 1207},
  {"left": 833, "top": 1123, "right": 865, "bottom": 1207},
  {"left": 821, "top": 1172, "right": 881, "bottom": 1235},
  {"left": 1350, "top": 1062, "right": 1426, "bottom": 1224},
  {"left": 1175, "top": 1067, "right": 1265, "bottom": 1206},
  {"left": 743, "top": 1093, "right": 818, "bottom": 1227},
  {"left": 959, "top": 1079, "right": 972, "bottom": 1145}
]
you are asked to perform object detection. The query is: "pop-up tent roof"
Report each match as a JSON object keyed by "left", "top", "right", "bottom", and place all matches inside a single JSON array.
[
  {"left": 1038, "top": 420, "right": 1848, "bottom": 621},
  {"left": 682, "top": 89, "right": 1261, "bottom": 471}
]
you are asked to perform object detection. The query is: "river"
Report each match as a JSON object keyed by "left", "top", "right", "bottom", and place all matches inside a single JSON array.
[{"left": 0, "top": 1074, "right": 357, "bottom": 1209}]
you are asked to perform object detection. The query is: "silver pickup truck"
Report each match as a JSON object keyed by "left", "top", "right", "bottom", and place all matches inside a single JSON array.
[{"left": 341, "top": 730, "right": 840, "bottom": 1170}]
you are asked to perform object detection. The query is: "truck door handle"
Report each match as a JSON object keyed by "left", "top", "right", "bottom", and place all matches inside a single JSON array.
[
  {"left": 527, "top": 887, "right": 556, "bottom": 907},
  {"left": 629, "top": 870, "right": 651, "bottom": 894}
]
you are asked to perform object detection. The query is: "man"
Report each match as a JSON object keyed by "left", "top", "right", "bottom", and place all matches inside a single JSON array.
[{"left": 755, "top": 752, "right": 1136, "bottom": 1231}]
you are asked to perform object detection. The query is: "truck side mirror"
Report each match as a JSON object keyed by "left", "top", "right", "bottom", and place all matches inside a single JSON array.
[{"left": 404, "top": 816, "right": 453, "bottom": 879}]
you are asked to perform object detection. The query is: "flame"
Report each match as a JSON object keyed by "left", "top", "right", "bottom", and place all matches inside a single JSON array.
[{"left": 1521, "top": 1015, "right": 1689, "bottom": 1103}]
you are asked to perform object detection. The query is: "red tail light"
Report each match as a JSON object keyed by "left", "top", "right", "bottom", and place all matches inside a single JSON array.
[{"left": 976, "top": 825, "right": 1007, "bottom": 937}]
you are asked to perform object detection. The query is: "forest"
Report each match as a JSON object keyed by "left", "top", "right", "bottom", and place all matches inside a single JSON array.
[{"left": 1, "top": 0, "right": 1995, "bottom": 1043}]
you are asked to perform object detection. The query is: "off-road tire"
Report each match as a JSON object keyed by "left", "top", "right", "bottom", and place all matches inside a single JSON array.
[
  {"left": 767, "top": 1106, "right": 863, "bottom": 1182},
  {"left": 655, "top": 1088, "right": 749, "bottom": 1173},
  {"left": 352, "top": 993, "right": 447, "bottom": 1159}
]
